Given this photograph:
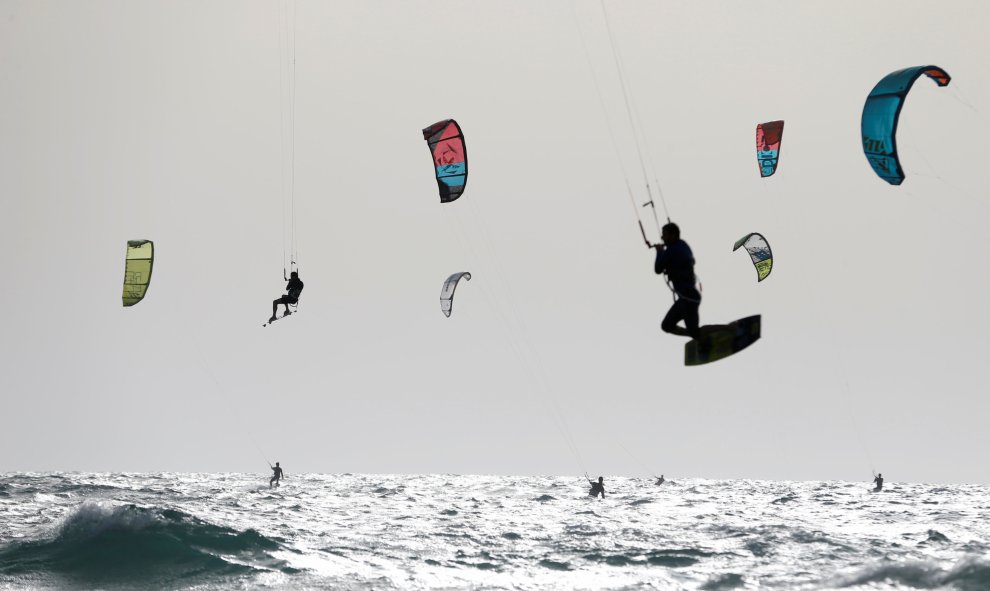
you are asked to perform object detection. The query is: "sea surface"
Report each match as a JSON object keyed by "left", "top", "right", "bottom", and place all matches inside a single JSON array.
[{"left": 0, "top": 473, "right": 988, "bottom": 590}]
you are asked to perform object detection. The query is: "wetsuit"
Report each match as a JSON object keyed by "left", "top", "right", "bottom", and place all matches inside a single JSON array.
[
  {"left": 270, "top": 465, "right": 284, "bottom": 488},
  {"left": 589, "top": 481, "right": 605, "bottom": 499},
  {"left": 655, "top": 240, "right": 700, "bottom": 339},
  {"left": 873, "top": 475, "right": 883, "bottom": 491},
  {"left": 280, "top": 276, "right": 304, "bottom": 305}
]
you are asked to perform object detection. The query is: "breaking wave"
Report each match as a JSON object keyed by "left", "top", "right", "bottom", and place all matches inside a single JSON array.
[{"left": 0, "top": 500, "right": 290, "bottom": 587}]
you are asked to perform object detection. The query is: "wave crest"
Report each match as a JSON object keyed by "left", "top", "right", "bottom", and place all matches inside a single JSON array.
[
  {"left": 839, "top": 557, "right": 990, "bottom": 590},
  {"left": 0, "top": 501, "right": 288, "bottom": 586}
]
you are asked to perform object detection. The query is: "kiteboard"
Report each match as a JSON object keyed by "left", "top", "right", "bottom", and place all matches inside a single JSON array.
[
  {"left": 684, "top": 315, "right": 761, "bottom": 366},
  {"left": 262, "top": 311, "right": 293, "bottom": 327}
]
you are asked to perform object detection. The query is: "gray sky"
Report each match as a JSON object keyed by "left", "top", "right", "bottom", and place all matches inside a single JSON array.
[{"left": 1, "top": 0, "right": 988, "bottom": 482}]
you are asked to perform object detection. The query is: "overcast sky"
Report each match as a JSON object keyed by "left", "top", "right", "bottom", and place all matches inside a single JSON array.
[{"left": 1, "top": 0, "right": 988, "bottom": 483}]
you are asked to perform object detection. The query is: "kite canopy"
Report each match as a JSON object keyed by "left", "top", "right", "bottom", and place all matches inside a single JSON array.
[
  {"left": 122, "top": 240, "right": 154, "bottom": 306},
  {"left": 733, "top": 233, "right": 772, "bottom": 282},
  {"left": 440, "top": 272, "right": 471, "bottom": 317},
  {"left": 422, "top": 119, "right": 468, "bottom": 203},
  {"left": 756, "top": 120, "right": 784, "bottom": 177},
  {"left": 861, "top": 65, "right": 950, "bottom": 185}
]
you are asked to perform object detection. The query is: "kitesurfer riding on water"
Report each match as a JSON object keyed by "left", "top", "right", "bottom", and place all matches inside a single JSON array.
[
  {"left": 270, "top": 271, "right": 304, "bottom": 323},
  {"left": 873, "top": 473, "right": 884, "bottom": 492},
  {"left": 588, "top": 476, "right": 605, "bottom": 499},
  {"left": 269, "top": 462, "right": 285, "bottom": 488},
  {"left": 653, "top": 223, "right": 701, "bottom": 340}
]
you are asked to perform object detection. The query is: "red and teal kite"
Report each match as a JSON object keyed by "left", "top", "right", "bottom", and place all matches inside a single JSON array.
[
  {"left": 756, "top": 121, "right": 784, "bottom": 178},
  {"left": 422, "top": 119, "right": 468, "bottom": 203}
]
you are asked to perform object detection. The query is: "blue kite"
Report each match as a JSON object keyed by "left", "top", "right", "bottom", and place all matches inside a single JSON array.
[{"left": 861, "top": 65, "right": 950, "bottom": 185}]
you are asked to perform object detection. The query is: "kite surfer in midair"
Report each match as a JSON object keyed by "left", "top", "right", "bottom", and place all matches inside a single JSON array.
[
  {"left": 269, "top": 271, "right": 304, "bottom": 324},
  {"left": 653, "top": 223, "right": 701, "bottom": 340}
]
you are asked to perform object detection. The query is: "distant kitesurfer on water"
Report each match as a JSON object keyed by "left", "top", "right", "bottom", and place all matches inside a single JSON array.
[
  {"left": 270, "top": 271, "right": 304, "bottom": 323},
  {"left": 873, "top": 473, "right": 883, "bottom": 492},
  {"left": 270, "top": 462, "right": 284, "bottom": 488},
  {"left": 588, "top": 476, "right": 605, "bottom": 499},
  {"left": 656, "top": 474, "right": 665, "bottom": 485},
  {"left": 653, "top": 223, "right": 701, "bottom": 340}
]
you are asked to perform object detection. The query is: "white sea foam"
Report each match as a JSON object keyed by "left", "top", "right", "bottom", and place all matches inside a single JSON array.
[{"left": 0, "top": 473, "right": 988, "bottom": 590}]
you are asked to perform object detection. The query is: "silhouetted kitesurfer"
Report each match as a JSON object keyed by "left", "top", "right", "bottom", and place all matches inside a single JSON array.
[
  {"left": 270, "top": 271, "right": 304, "bottom": 323},
  {"left": 655, "top": 474, "right": 665, "bottom": 485},
  {"left": 872, "top": 473, "right": 883, "bottom": 492},
  {"left": 653, "top": 223, "right": 701, "bottom": 340},
  {"left": 588, "top": 476, "right": 605, "bottom": 498},
  {"left": 270, "top": 462, "right": 285, "bottom": 488}
]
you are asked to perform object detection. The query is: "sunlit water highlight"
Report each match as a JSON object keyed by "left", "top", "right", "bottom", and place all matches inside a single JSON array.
[{"left": 1, "top": 473, "right": 988, "bottom": 590}]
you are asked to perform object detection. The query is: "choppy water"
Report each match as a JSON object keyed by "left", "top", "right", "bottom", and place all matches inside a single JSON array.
[{"left": 1, "top": 474, "right": 988, "bottom": 590}]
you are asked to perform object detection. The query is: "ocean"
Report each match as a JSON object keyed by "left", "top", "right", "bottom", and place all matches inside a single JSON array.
[{"left": 1, "top": 473, "right": 988, "bottom": 590}]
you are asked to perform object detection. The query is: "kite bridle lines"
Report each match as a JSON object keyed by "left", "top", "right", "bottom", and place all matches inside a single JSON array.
[
  {"left": 278, "top": 0, "right": 300, "bottom": 281},
  {"left": 598, "top": 0, "right": 671, "bottom": 243}
]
